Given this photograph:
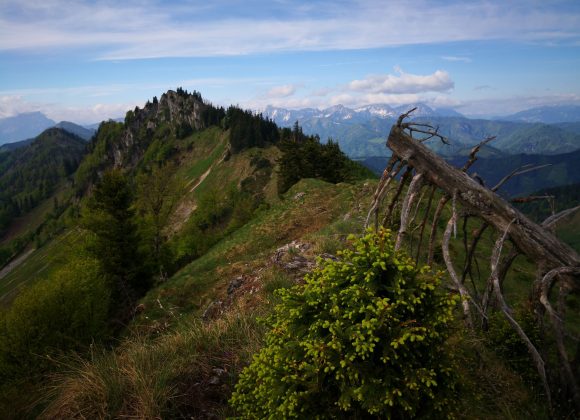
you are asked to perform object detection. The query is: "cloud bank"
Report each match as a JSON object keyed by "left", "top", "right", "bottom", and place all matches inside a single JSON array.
[
  {"left": 249, "top": 68, "right": 456, "bottom": 110},
  {"left": 349, "top": 68, "right": 454, "bottom": 95},
  {"left": 1, "top": 0, "right": 579, "bottom": 59}
]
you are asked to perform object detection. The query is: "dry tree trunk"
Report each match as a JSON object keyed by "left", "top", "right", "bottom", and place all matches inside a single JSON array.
[
  {"left": 386, "top": 124, "right": 580, "bottom": 272},
  {"left": 395, "top": 172, "right": 423, "bottom": 251},
  {"left": 367, "top": 112, "right": 580, "bottom": 413},
  {"left": 539, "top": 267, "right": 580, "bottom": 409}
]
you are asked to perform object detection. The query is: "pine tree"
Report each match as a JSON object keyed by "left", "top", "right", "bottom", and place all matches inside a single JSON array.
[{"left": 82, "top": 170, "right": 150, "bottom": 310}]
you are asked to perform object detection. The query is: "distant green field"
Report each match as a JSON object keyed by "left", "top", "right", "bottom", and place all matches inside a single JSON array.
[{"left": 0, "top": 229, "right": 83, "bottom": 306}]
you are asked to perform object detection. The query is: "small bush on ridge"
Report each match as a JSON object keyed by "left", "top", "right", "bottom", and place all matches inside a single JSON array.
[{"left": 230, "top": 228, "right": 459, "bottom": 418}]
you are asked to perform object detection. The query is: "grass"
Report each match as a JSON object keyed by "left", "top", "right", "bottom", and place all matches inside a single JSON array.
[
  {"left": 453, "top": 329, "right": 550, "bottom": 419},
  {"left": 29, "top": 174, "right": 563, "bottom": 418},
  {"left": 4, "top": 148, "right": 570, "bottom": 418},
  {"left": 0, "top": 229, "right": 84, "bottom": 306},
  {"left": 139, "top": 178, "right": 368, "bottom": 327},
  {"left": 32, "top": 178, "right": 373, "bottom": 418},
  {"left": 181, "top": 127, "right": 228, "bottom": 182},
  {"left": 39, "top": 310, "right": 265, "bottom": 419}
]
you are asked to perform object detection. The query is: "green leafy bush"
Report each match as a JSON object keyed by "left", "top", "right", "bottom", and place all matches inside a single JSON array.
[
  {"left": 230, "top": 229, "right": 459, "bottom": 418},
  {"left": 0, "top": 257, "right": 110, "bottom": 380}
]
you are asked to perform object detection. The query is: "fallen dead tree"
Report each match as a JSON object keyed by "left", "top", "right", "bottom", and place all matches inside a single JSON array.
[{"left": 367, "top": 109, "right": 580, "bottom": 414}]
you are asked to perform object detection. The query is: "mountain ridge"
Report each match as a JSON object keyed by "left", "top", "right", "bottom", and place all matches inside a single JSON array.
[
  {"left": 0, "top": 112, "right": 56, "bottom": 145},
  {"left": 264, "top": 105, "right": 580, "bottom": 158}
]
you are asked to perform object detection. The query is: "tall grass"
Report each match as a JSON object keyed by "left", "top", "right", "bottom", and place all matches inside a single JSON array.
[{"left": 40, "top": 310, "right": 264, "bottom": 419}]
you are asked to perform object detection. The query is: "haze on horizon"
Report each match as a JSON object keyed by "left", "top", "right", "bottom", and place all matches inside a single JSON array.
[{"left": 1, "top": 0, "right": 580, "bottom": 124}]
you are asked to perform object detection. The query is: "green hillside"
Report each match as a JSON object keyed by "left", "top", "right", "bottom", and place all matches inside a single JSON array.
[
  {"left": 0, "top": 128, "right": 86, "bottom": 237},
  {"left": 0, "top": 90, "right": 570, "bottom": 419}
]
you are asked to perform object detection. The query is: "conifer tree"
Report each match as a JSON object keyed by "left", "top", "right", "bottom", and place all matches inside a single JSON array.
[{"left": 82, "top": 169, "right": 150, "bottom": 310}]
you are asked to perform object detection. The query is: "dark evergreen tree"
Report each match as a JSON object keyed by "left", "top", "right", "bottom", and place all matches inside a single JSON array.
[
  {"left": 82, "top": 170, "right": 151, "bottom": 312},
  {"left": 277, "top": 129, "right": 352, "bottom": 194}
]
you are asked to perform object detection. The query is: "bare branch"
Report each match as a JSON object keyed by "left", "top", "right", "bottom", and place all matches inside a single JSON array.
[
  {"left": 461, "top": 136, "right": 496, "bottom": 172},
  {"left": 395, "top": 173, "right": 424, "bottom": 251},
  {"left": 462, "top": 222, "right": 489, "bottom": 287},
  {"left": 364, "top": 156, "right": 401, "bottom": 229},
  {"left": 489, "top": 220, "right": 553, "bottom": 410},
  {"left": 401, "top": 122, "right": 449, "bottom": 144},
  {"left": 539, "top": 266, "right": 580, "bottom": 410},
  {"left": 396, "top": 107, "right": 417, "bottom": 125},
  {"left": 511, "top": 195, "right": 555, "bottom": 204},
  {"left": 415, "top": 185, "right": 436, "bottom": 263},
  {"left": 387, "top": 124, "right": 580, "bottom": 269},
  {"left": 442, "top": 210, "right": 478, "bottom": 328},
  {"left": 427, "top": 195, "right": 450, "bottom": 266},
  {"left": 381, "top": 166, "right": 413, "bottom": 227},
  {"left": 542, "top": 205, "right": 580, "bottom": 228},
  {"left": 492, "top": 164, "right": 552, "bottom": 192}
]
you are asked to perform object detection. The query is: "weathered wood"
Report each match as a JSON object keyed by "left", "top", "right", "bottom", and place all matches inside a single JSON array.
[
  {"left": 442, "top": 214, "right": 474, "bottom": 328},
  {"left": 387, "top": 124, "right": 580, "bottom": 273},
  {"left": 489, "top": 224, "right": 552, "bottom": 410},
  {"left": 395, "top": 173, "right": 423, "bottom": 251},
  {"left": 540, "top": 266, "right": 580, "bottom": 410},
  {"left": 364, "top": 156, "right": 400, "bottom": 229}
]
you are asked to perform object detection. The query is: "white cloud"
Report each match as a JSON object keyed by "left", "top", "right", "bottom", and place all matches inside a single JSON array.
[
  {"left": 0, "top": 0, "right": 579, "bottom": 59},
  {"left": 246, "top": 69, "right": 459, "bottom": 110},
  {"left": 0, "top": 95, "right": 136, "bottom": 124},
  {"left": 53, "top": 103, "right": 138, "bottom": 124},
  {"left": 349, "top": 68, "right": 454, "bottom": 94},
  {"left": 266, "top": 84, "right": 298, "bottom": 98},
  {"left": 441, "top": 56, "right": 472, "bottom": 63},
  {"left": 0, "top": 95, "right": 43, "bottom": 118}
]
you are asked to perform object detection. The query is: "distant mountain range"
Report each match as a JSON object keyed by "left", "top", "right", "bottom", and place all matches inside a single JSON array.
[
  {"left": 2, "top": 104, "right": 580, "bottom": 154},
  {"left": 263, "top": 103, "right": 580, "bottom": 158},
  {"left": 500, "top": 105, "right": 580, "bottom": 124},
  {"left": 0, "top": 113, "right": 96, "bottom": 148},
  {"left": 0, "top": 112, "right": 55, "bottom": 145},
  {"left": 53, "top": 121, "right": 95, "bottom": 141},
  {"left": 264, "top": 102, "right": 461, "bottom": 125}
]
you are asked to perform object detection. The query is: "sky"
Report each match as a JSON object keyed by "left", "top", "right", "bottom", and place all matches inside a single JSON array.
[{"left": 1, "top": 0, "right": 580, "bottom": 124}]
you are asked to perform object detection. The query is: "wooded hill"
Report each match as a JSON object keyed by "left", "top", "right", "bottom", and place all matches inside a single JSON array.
[{"left": 0, "top": 128, "right": 87, "bottom": 239}]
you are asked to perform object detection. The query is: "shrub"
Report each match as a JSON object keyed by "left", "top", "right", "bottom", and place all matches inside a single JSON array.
[
  {"left": 230, "top": 228, "right": 459, "bottom": 418},
  {"left": 0, "top": 257, "right": 110, "bottom": 380}
]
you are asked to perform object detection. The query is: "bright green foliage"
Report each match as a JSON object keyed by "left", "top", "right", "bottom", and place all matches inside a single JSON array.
[
  {"left": 0, "top": 257, "right": 110, "bottom": 380},
  {"left": 230, "top": 229, "right": 459, "bottom": 419}
]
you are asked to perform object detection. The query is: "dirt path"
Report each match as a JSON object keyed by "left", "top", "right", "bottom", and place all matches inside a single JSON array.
[
  {"left": 0, "top": 248, "right": 35, "bottom": 281},
  {"left": 189, "top": 166, "right": 213, "bottom": 193}
]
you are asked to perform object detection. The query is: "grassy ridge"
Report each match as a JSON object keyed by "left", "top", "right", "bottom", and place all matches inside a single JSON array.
[{"left": 37, "top": 178, "right": 549, "bottom": 419}]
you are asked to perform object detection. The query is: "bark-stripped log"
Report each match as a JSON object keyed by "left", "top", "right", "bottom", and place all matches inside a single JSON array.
[{"left": 386, "top": 124, "right": 580, "bottom": 274}]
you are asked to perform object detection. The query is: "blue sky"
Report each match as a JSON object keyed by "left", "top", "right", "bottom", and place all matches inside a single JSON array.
[{"left": 1, "top": 0, "right": 579, "bottom": 123}]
